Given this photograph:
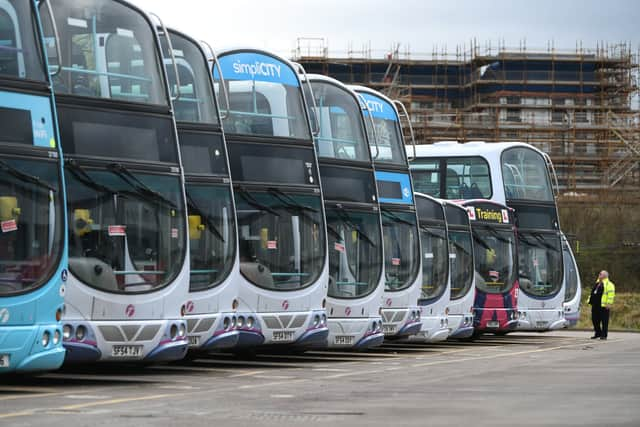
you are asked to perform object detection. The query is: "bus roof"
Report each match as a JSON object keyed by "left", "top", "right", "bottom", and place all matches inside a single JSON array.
[{"left": 410, "top": 141, "right": 547, "bottom": 160}]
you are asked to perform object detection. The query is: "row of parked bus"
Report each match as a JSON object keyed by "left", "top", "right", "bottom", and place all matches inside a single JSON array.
[{"left": 0, "top": 0, "right": 582, "bottom": 374}]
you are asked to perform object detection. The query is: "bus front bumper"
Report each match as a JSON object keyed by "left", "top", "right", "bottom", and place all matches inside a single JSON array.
[
  {"left": 381, "top": 307, "right": 422, "bottom": 339},
  {"left": 0, "top": 324, "right": 66, "bottom": 373},
  {"left": 516, "top": 309, "right": 567, "bottom": 331},
  {"left": 447, "top": 314, "right": 475, "bottom": 339},
  {"left": 327, "top": 317, "right": 384, "bottom": 349},
  {"left": 62, "top": 319, "right": 188, "bottom": 364}
]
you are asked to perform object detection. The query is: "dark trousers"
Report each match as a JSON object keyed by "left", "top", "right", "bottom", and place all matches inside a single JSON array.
[{"left": 592, "top": 307, "right": 610, "bottom": 338}]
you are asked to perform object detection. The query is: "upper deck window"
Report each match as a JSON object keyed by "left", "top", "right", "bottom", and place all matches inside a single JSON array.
[
  {"left": 214, "top": 52, "right": 310, "bottom": 140},
  {"left": 309, "top": 81, "right": 370, "bottom": 162},
  {"left": 0, "top": 0, "right": 46, "bottom": 81},
  {"left": 41, "top": 0, "right": 167, "bottom": 105},
  {"left": 358, "top": 92, "right": 406, "bottom": 166},
  {"left": 411, "top": 157, "right": 492, "bottom": 200},
  {"left": 160, "top": 31, "right": 218, "bottom": 124},
  {"left": 501, "top": 147, "right": 554, "bottom": 202}
]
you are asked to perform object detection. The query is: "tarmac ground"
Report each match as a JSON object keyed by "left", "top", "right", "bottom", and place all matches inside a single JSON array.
[{"left": 1, "top": 330, "right": 639, "bottom": 426}]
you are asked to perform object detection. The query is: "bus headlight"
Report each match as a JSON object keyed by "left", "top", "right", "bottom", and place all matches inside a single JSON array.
[
  {"left": 313, "top": 315, "right": 320, "bottom": 327},
  {"left": 42, "top": 331, "right": 51, "bottom": 347},
  {"left": 231, "top": 316, "right": 237, "bottom": 329},
  {"left": 178, "top": 323, "right": 186, "bottom": 338},
  {"left": 237, "top": 316, "right": 245, "bottom": 329},
  {"left": 321, "top": 314, "right": 327, "bottom": 325},
  {"left": 246, "top": 316, "right": 254, "bottom": 329},
  {"left": 223, "top": 317, "right": 230, "bottom": 330},
  {"left": 53, "top": 330, "right": 61, "bottom": 345},
  {"left": 75, "top": 325, "right": 86, "bottom": 341},
  {"left": 63, "top": 324, "right": 73, "bottom": 340}
]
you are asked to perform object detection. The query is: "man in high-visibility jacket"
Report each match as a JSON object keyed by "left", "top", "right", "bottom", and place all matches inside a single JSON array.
[{"left": 589, "top": 270, "right": 616, "bottom": 340}]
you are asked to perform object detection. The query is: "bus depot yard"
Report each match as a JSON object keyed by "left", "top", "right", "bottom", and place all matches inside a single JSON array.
[{"left": 1, "top": 330, "right": 639, "bottom": 427}]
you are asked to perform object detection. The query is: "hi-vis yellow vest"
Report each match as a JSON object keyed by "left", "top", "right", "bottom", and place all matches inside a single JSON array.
[{"left": 601, "top": 278, "right": 616, "bottom": 307}]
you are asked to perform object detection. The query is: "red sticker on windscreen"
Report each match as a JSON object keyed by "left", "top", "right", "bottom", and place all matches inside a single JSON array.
[
  {"left": 267, "top": 240, "right": 277, "bottom": 250},
  {"left": 334, "top": 242, "right": 345, "bottom": 252},
  {"left": 1, "top": 220, "right": 17, "bottom": 233},
  {"left": 391, "top": 258, "right": 401, "bottom": 266},
  {"left": 108, "top": 225, "right": 126, "bottom": 236},
  {"left": 171, "top": 228, "right": 179, "bottom": 238}
]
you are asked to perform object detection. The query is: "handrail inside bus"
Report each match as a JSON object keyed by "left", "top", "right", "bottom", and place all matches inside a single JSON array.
[
  {"left": 42, "top": 0, "right": 62, "bottom": 77},
  {"left": 200, "top": 39, "right": 230, "bottom": 120},
  {"left": 149, "top": 12, "right": 181, "bottom": 102},
  {"left": 356, "top": 93, "right": 380, "bottom": 160},
  {"left": 291, "top": 61, "right": 320, "bottom": 137},
  {"left": 392, "top": 99, "right": 417, "bottom": 162}
]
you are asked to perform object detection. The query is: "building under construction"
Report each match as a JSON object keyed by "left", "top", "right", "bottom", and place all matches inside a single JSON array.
[{"left": 293, "top": 39, "right": 640, "bottom": 203}]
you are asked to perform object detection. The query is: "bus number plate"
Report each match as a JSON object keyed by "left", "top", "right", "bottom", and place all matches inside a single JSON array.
[
  {"left": 188, "top": 335, "right": 201, "bottom": 346},
  {"left": 0, "top": 355, "right": 9, "bottom": 368},
  {"left": 382, "top": 324, "right": 397, "bottom": 334},
  {"left": 334, "top": 335, "right": 354, "bottom": 346},
  {"left": 536, "top": 321, "right": 548, "bottom": 328},
  {"left": 487, "top": 320, "right": 500, "bottom": 328},
  {"left": 272, "top": 330, "right": 295, "bottom": 342},
  {"left": 111, "top": 345, "right": 143, "bottom": 358}
]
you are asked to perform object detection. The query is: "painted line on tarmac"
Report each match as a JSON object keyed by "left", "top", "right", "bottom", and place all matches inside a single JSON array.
[
  {"left": 238, "top": 378, "right": 309, "bottom": 390},
  {"left": 0, "top": 393, "right": 177, "bottom": 419},
  {"left": 410, "top": 339, "right": 622, "bottom": 368},
  {"left": 0, "top": 392, "right": 62, "bottom": 402},
  {"left": 58, "top": 393, "right": 177, "bottom": 411},
  {"left": 229, "top": 370, "right": 267, "bottom": 378}
]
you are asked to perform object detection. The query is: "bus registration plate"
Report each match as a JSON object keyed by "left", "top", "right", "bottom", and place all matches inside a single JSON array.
[
  {"left": 272, "top": 330, "right": 295, "bottom": 342},
  {"left": 111, "top": 345, "right": 143, "bottom": 358},
  {"left": 334, "top": 335, "right": 354, "bottom": 346},
  {"left": 487, "top": 320, "right": 500, "bottom": 328},
  {"left": 0, "top": 355, "right": 9, "bottom": 368},
  {"left": 382, "top": 324, "right": 397, "bottom": 334},
  {"left": 188, "top": 335, "right": 200, "bottom": 346}
]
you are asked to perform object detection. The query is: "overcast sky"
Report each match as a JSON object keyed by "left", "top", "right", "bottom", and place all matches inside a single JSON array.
[{"left": 129, "top": 0, "right": 640, "bottom": 58}]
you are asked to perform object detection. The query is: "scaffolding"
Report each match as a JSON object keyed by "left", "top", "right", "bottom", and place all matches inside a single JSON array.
[{"left": 293, "top": 39, "right": 640, "bottom": 201}]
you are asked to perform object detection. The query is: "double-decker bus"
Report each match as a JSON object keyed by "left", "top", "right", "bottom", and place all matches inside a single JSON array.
[
  {"left": 562, "top": 232, "right": 581, "bottom": 327},
  {"left": 303, "top": 74, "right": 385, "bottom": 349},
  {"left": 410, "top": 141, "right": 564, "bottom": 331},
  {"left": 213, "top": 49, "right": 328, "bottom": 348},
  {"left": 350, "top": 86, "right": 421, "bottom": 339},
  {"left": 0, "top": 0, "right": 66, "bottom": 373},
  {"left": 158, "top": 28, "right": 243, "bottom": 351},
  {"left": 413, "top": 194, "right": 450, "bottom": 341},
  {"left": 41, "top": 0, "right": 189, "bottom": 362},
  {"left": 459, "top": 200, "right": 519, "bottom": 333},
  {"left": 442, "top": 201, "right": 475, "bottom": 339}
]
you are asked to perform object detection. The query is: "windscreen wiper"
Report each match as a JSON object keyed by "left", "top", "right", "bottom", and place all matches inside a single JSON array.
[
  {"left": 65, "top": 159, "right": 115, "bottom": 195},
  {"left": 107, "top": 163, "right": 178, "bottom": 210},
  {"left": 185, "top": 192, "right": 225, "bottom": 243},
  {"left": 420, "top": 224, "right": 446, "bottom": 240},
  {"left": 334, "top": 206, "right": 377, "bottom": 247},
  {"left": 472, "top": 230, "right": 493, "bottom": 251},
  {"left": 381, "top": 208, "right": 416, "bottom": 227},
  {"left": 267, "top": 187, "right": 318, "bottom": 213},
  {"left": 236, "top": 187, "right": 280, "bottom": 217},
  {"left": 530, "top": 231, "right": 560, "bottom": 252},
  {"left": 484, "top": 225, "right": 513, "bottom": 244},
  {"left": 0, "top": 159, "right": 57, "bottom": 193}
]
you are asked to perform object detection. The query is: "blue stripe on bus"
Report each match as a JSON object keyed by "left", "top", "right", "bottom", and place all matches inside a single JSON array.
[
  {"left": 375, "top": 171, "right": 413, "bottom": 204},
  {"left": 358, "top": 92, "right": 398, "bottom": 121},
  {"left": 214, "top": 52, "right": 299, "bottom": 87},
  {"left": 1, "top": 90, "right": 56, "bottom": 148}
]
